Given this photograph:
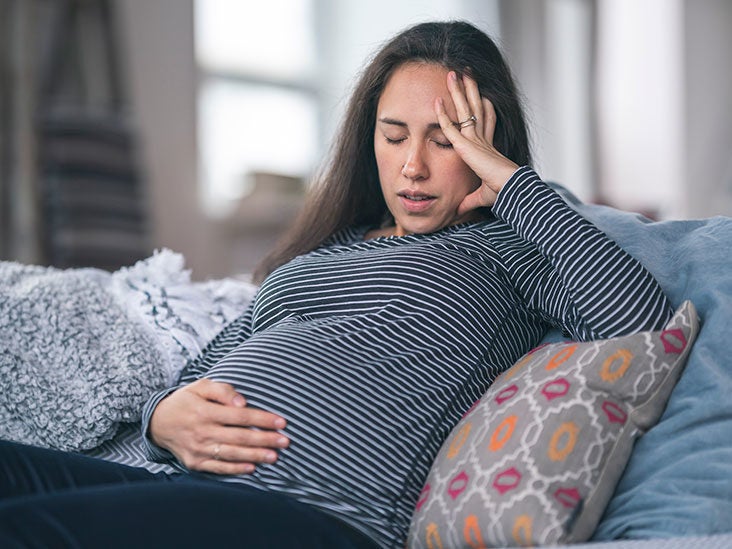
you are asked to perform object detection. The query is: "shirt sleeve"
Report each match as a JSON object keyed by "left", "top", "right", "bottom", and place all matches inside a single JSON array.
[
  {"left": 140, "top": 301, "right": 256, "bottom": 462},
  {"left": 490, "top": 166, "right": 673, "bottom": 340}
]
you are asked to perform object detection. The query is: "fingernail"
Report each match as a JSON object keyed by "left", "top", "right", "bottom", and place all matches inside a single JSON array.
[
  {"left": 243, "top": 464, "right": 255, "bottom": 473},
  {"left": 449, "top": 71, "right": 457, "bottom": 81},
  {"left": 232, "top": 395, "right": 246, "bottom": 407},
  {"left": 274, "top": 418, "right": 286, "bottom": 429},
  {"left": 277, "top": 436, "right": 289, "bottom": 448},
  {"left": 265, "top": 451, "right": 278, "bottom": 463}
]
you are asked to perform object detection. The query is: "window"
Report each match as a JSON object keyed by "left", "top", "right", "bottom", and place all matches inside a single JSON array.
[{"left": 195, "top": 0, "right": 318, "bottom": 217}]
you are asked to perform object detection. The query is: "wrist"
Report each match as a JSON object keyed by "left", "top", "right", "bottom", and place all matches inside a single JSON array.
[{"left": 486, "top": 162, "right": 521, "bottom": 194}]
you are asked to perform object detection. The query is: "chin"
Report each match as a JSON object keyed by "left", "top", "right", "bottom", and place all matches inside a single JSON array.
[{"left": 404, "top": 221, "right": 447, "bottom": 235}]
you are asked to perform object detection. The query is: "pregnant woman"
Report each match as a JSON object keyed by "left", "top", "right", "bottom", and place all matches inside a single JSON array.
[{"left": 0, "top": 20, "right": 671, "bottom": 549}]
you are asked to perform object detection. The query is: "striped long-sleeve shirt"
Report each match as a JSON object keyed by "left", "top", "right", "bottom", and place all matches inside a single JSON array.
[{"left": 140, "top": 167, "right": 672, "bottom": 548}]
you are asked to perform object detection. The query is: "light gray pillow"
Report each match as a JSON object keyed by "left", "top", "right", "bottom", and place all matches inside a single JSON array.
[{"left": 408, "top": 301, "right": 699, "bottom": 548}]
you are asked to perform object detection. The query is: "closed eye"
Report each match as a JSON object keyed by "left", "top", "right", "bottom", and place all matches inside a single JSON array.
[
  {"left": 433, "top": 140, "right": 453, "bottom": 149},
  {"left": 385, "top": 136, "right": 406, "bottom": 145}
]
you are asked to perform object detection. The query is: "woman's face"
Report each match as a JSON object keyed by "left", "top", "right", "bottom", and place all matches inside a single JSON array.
[{"left": 373, "top": 62, "right": 482, "bottom": 237}]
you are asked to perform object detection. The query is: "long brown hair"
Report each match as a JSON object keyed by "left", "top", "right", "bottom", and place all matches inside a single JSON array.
[{"left": 253, "top": 20, "right": 531, "bottom": 283}]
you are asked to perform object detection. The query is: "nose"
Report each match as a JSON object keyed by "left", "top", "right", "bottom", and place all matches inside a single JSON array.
[{"left": 401, "top": 142, "right": 429, "bottom": 181}]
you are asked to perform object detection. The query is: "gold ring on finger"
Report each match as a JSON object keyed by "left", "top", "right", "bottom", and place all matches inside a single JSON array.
[{"left": 455, "top": 115, "right": 477, "bottom": 129}]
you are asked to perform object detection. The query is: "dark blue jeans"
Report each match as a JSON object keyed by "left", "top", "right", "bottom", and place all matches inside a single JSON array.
[{"left": 0, "top": 440, "right": 379, "bottom": 548}]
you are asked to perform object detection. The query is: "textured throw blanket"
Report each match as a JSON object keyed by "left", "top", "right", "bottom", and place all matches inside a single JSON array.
[
  {"left": 0, "top": 249, "right": 257, "bottom": 453},
  {"left": 0, "top": 262, "right": 169, "bottom": 451}
]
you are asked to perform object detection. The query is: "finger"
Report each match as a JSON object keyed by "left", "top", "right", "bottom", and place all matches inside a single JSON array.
[
  {"left": 190, "top": 379, "right": 288, "bottom": 431},
  {"left": 462, "top": 74, "right": 484, "bottom": 136},
  {"left": 181, "top": 429, "right": 282, "bottom": 467},
  {"left": 481, "top": 96, "right": 498, "bottom": 145},
  {"left": 435, "top": 97, "right": 466, "bottom": 145},
  {"left": 216, "top": 404, "right": 288, "bottom": 431},
  {"left": 208, "top": 441, "right": 281, "bottom": 466},
  {"left": 446, "top": 71, "right": 475, "bottom": 134},
  {"left": 199, "top": 458, "right": 258, "bottom": 476},
  {"left": 194, "top": 378, "right": 247, "bottom": 407},
  {"left": 219, "top": 425, "right": 290, "bottom": 450},
  {"left": 457, "top": 186, "right": 498, "bottom": 217},
  {"left": 457, "top": 188, "right": 485, "bottom": 217}
]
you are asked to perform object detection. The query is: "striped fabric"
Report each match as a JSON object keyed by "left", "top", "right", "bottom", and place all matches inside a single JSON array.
[{"left": 139, "top": 167, "right": 672, "bottom": 548}]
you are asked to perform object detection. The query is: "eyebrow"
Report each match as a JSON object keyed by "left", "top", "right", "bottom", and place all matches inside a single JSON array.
[{"left": 377, "top": 117, "right": 443, "bottom": 131}]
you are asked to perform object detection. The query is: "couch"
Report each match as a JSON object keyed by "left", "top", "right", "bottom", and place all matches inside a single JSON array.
[{"left": 2, "top": 183, "right": 731, "bottom": 548}]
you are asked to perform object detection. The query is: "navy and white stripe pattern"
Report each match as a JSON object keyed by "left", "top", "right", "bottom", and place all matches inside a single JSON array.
[{"left": 140, "top": 167, "right": 672, "bottom": 548}]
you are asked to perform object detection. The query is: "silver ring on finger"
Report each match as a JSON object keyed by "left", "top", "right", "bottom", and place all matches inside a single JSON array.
[
  {"left": 455, "top": 115, "right": 477, "bottom": 129},
  {"left": 213, "top": 443, "right": 221, "bottom": 461}
]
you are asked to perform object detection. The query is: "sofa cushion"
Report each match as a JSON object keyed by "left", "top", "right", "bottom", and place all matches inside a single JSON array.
[
  {"left": 407, "top": 300, "right": 698, "bottom": 548},
  {"left": 555, "top": 189, "right": 732, "bottom": 541}
]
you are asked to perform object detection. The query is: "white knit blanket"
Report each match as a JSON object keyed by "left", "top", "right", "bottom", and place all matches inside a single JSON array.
[{"left": 0, "top": 250, "right": 255, "bottom": 451}]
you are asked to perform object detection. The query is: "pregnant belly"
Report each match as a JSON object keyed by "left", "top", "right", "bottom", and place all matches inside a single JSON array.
[
  {"left": 207, "top": 317, "right": 419, "bottom": 451},
  {"left": 201, "top": 316, "right": 462, "bottom": 518}
]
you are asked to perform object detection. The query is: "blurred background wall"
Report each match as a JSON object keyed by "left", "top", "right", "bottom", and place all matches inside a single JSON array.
[{"left": 2, "top": 0, "right": 731, "bottom": 280}]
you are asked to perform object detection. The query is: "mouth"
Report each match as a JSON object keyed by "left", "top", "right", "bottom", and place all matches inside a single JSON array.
[{"left": 397, "top": 191, "right": 437, "bottom": 213}]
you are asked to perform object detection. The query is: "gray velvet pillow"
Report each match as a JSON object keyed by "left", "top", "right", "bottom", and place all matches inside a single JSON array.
[{"left": 408, "top": 301, "right": 698, "bottom": 548}]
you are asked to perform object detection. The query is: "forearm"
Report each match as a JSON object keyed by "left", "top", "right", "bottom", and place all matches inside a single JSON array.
[{"left": 492, "top": 166, "right": 673, "bottom": 339}]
